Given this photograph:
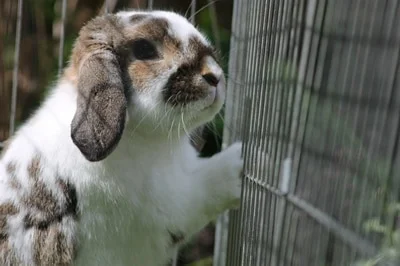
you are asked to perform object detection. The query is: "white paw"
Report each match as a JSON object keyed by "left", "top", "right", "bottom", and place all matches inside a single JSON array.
[{"left": 217, "top": 142, "right": 243, "bottom": 209}]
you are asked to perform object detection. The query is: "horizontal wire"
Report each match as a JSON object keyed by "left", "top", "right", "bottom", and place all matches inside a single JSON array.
[{"left": 243, "top": 172, "right": 377, "bottom": 257}]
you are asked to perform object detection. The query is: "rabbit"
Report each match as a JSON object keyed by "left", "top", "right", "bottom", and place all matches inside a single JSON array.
[{"left": 0, "top": 10, "right": 243, "bottom": 266}]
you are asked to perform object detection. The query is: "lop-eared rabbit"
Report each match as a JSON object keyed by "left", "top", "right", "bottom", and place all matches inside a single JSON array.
[{"left": 0, "top": 10, "right": 242, "bottom": 265}]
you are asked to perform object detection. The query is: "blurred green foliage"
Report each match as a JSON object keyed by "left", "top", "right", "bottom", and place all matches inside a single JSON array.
[{"left": 353, "top": 203, "right": 400, "bottom": 266}]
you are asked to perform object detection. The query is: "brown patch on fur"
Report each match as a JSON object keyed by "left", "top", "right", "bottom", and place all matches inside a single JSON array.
[
  {"left": 57, "top": 180, "right": 78, "bottom": 219},
  {"left": 28, "top": 156, "right": 41, "bottom": 180},
  {"left": 8, "top": 179, "right": 21, "bottom": 190},
  {"left": 0, "top": 203, "right": 18, "bottom": 242},
  {"left": 33, "top": 224, "right": 75, "bottom": 266},
  {"left": 22, "top": 157, "right": 78, "bottom": 230},
  {"left": 0, "top": 219, "right": 6, "bottom": 237},
  {"left": 22, "top": 173, "right": 77, "bottom": 264},
  {"left": 128, "top": 17, "right": 169, "bottom": 41},
  {"left": 24, "top": 157, "right": 59, "bottom": 218},
  {"left": 128, "top": 60, "right": 165, "bottom": 91},
  {"left": 129, "top": 14, "right": 148, "bottom": 23},
  {"left": 125, "top": 17, "right": 182, "bottom": 93},
  {"left": 0, "top": 241, "right": 18, "bottom": 265},
  {"left": 6, "top": 162, "right": 16, "bottom": 177},
  {"left": 162, "top": 37, "right": 217, "bottom": 106},
  {"left": 187, "top": 37, "right": 215, "bottom": 64},
  {"left": 1, "top": 159, "right": 78, "bottom": 265},
  {"left": 23, "top": 157, "right": 70, "bottom": 230},
  {"left": 0, "top": 203, "right": 18, "bottom": 217},
  {"left": 6, "top": 162, "right": 21, "bottom": 189},
  {"left": 0, "top": 203, "right": 19, "bottom": 264},
  {"left": 70, "top": 15, "right": 127, "bottom": 70}
]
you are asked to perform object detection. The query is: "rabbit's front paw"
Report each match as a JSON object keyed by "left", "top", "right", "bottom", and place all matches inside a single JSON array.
[{"left": 216, "top": 142, "right": 244, "bottom": 209}]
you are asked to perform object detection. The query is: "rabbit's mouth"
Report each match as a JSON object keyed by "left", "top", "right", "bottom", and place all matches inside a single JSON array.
[{"left": 200, "top": 85, "right": 224, "bottom": 111}]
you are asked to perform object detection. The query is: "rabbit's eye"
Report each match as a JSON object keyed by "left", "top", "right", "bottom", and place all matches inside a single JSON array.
[{"left": 132, "top": 39, "right": 158, "bottom": 60}]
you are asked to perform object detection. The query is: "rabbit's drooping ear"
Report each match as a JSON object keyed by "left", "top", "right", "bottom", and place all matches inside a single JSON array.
[{"left": 71, "top": 16, "right": 127, "bottom": 162}]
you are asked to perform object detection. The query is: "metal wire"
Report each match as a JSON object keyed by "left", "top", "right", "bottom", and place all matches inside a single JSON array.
[
  {"left": 215, "top": 0, "right": 400, "bottom": 265},
  {"left": 190, "top": 0, "right": 196, "bottom": 24},
  {"left": 147, "top": 0, "right": 153, "bottom": 10},
  {"left": 58, "top": 0, "right": 67, "bottom": 75},
  {"left": 9, "top": 0, "right": 23, "bottom": 136}
]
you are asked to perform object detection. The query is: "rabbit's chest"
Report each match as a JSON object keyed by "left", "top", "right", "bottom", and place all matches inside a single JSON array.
[
  {"left": 76, "top": 194, "right": 181, "bottom": 265},
  {"left": 75, "top": 168, "right": 186, "bottom": 265}
]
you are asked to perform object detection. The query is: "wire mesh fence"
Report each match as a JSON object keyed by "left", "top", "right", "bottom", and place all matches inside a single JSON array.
[{"left": 214, "top": 0, "right": 400, "bottom": 265}]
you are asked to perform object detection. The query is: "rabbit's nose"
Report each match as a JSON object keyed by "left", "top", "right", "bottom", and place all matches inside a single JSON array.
[
  {"left": 201, "top": 56, "right": 223, "bottom": 87},
  {"left": 202, "top": 73, "right": 220, "bottom": 87}
]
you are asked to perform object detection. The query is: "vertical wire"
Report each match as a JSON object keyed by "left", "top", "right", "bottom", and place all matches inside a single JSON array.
[
  {"left": 289, "top": 213, "right": 301, "bottom": 265},
  {"left": 207, "top": 0, "right": 221, "bottom": 52},
  {"left": 265, "top": 0, "right": 281, "bottom": 190},
  {"left": 336, "top": 0, "right": 374, "bottom": 231},
  {"left": 305, "top": 9, "right": 329, "bottom": 249},
  {"left": 9, "top": 0, "right": 24, "bottom": 136},
  {"left": 58, "top": 0, "right": 68, "bottom": 76},
  {"left": 224, "top": 0, "right": 241, "bottom": 260},
  {"left": 287, "top": 0, "right": 319, "bottom": 262},
  {"left": 374, "top": 0, "right": 400, "bottom": 247},
  {"left": 275, "top": 3, "right": 295, "bottom": 264},
  {"left": 190, "top": 0, "right": 196, "bottom": 25},
  {"left": 227, "top": 0, "right": 248, "bottom": 264},
  {"left": 104, "top": 0, "right": 109, "bottom": 13},
  {"left": 253, "top": 0, "right": 273, "bottom": 264},
  {"left": 267, "top": 3, "right": 286, "bottom": 265},
  {"left": 302, "top": 0, "right": 327, "bottom": 209},
  {"left": 289, "top": 0, "right": 316, "bottom": 197},
  {"left": 246, "top": 0, "right": 267, "bottom": 263},
  {"left": 270, "top": 0, "right": 288, "bottom": 190},
  {"left": 293, "top": 0, "right": 321, "bottom": 204},
  {"left": 239, "top": 0, "right": 260, "bottom": 262},
  {"left": 269, "top": 0, "right": 290, "bottom": 264},
  {"left": 147, "top": 0, "right": 153, "bottom": 10},
  {"left": 320, "top": 4, "right": 356, "bottom": 260},
  {"left": 345, "top": 0, "right": 381, "bottom": 233},
  {"left": 311, "top": 3, "right": 339, "bottom": 261},
  {"left": 332, "top": 0, "right": 363, "bottom": 234},
  {"left": 353, "top": 0, "right": 398, "bottom": 253},
  {"left": 334, "top": 3, "right": 375, "bottom": 262},
  {"left": 314, "top": 2, "right": 343, "bottom": 262},
  {"left": 259, "top": 0, "right": 279, "bottom": 264},
  {"left": 273, "top": 0, "right": 298, "bottom": 263},
  {"left": 299, "top": 0, "right": 330, "bottom": 262},
  {"left": 225, "top": 0, "right": 243, "bottom": 263},
  {"left": 234, "top": 2, "right": 252, "bottom": 264},
  {"left": 299, "top": 0, "right": 334, "bottom": 262},
  {"left": 216, "top": 4, "right": 239, "bottom": 247},
  {"left": 171, "top": 249, "right": 179, "bottom": 266},
  {"left": 280, "top": 0, "right": 305, "bottom": 263}
]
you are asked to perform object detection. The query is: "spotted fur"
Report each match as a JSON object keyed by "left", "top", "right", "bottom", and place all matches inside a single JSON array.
[
  {"left": 0, "top": 10, "right": 242, "bottom": 266},
  {"left": 0, "top": 203, "right": 19, "bottom": 264},
  {"left": 0, "top": 155, "right": 78, "bottom": 266}
]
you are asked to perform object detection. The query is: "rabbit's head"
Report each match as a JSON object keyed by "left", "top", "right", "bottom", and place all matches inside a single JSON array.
[{"left": 66, "top": 11, "right": 225, "bottom": 162}]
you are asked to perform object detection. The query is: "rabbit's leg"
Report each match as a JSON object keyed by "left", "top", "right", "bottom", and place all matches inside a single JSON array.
[{"left": 177, "top": 142, "right": 243, "bottom": 237}]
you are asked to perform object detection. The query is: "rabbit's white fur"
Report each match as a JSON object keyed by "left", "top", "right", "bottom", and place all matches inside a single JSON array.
[{"left": 0, "top": 10, "right": 242, "bottom": 266}]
